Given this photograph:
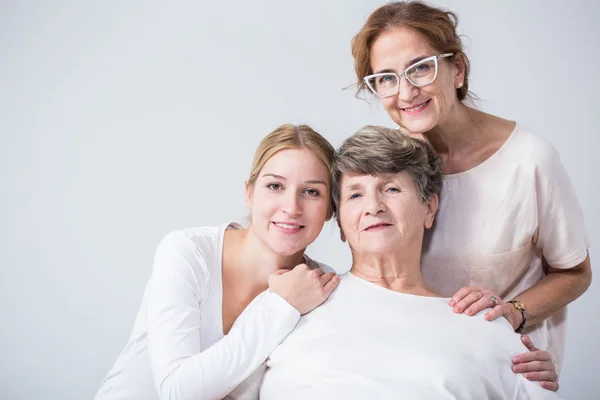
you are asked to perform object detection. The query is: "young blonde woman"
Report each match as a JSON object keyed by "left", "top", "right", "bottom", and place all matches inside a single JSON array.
[{"left": 95, "top": 124, "right": 339, "bottom": 400}]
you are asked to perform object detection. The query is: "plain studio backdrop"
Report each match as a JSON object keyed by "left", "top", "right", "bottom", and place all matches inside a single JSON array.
[{"left": 1, "top": 0, "right": 599, "bottom": 398}]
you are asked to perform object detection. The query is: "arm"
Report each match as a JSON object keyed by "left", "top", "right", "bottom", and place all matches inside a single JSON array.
[
  {"left": 510, "top": 254, "right": 591, "bottom": 328},
  {"left": 148, "top": 232, "right": 300, "bottom": 400},
  {"left": 451, "top": 142, "right": 590, "bottom": 390}
]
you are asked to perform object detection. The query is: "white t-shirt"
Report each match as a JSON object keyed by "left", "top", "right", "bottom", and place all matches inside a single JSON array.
[
  {"left": 95, "top": 223, "right": 305, "bottom": 400},
  {"left": 260, "top": 272, "right": 562, "bottom": 400},
  {"left": 420, "top": 123, "right": 589, "bottom": 371}
]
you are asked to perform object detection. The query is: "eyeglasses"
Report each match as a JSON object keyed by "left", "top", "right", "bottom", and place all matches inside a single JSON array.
[{"left": 363, "top": 53, "right": 454, "bottom": 98}]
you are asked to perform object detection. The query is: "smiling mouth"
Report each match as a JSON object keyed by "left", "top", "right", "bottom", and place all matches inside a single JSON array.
[
  {"left": 401, "top": 99, "right": 430, "bottom": 112},
  {"left": 272, "top": 222, "right": 305, "bottom": 229},
  {"left": 364, "top": 223, "right": 392, "bottom": 231}
]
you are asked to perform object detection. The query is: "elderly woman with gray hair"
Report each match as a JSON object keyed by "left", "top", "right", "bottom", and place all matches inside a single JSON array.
[{"left": 259, "top": 126, "right": 561, "bottom": 400}]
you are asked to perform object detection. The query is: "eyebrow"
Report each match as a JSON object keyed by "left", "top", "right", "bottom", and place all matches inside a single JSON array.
[
  {"left": 261, "top": 173, "right": 328, "bottom": 186},
  {"left": 345, "top": 182, "right": 364, "bottom": 191},
  {"left": 373, "top": 55, "right": 429, "bottom": 75}
]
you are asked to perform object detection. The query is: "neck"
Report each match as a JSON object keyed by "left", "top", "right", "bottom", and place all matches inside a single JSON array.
[
  {"left": 415, "top": 103, "right": 484, "bottom": 157},
  {"left": 235, "top": 227, "right": 306, "bottom": 286},
  {"left": 349, "top": 247, "right": 437, "bottom": 296}
]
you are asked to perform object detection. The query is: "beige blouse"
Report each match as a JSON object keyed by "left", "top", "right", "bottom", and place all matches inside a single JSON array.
[{"left": 421, "top": 123, "right": 589, "bottom": 372}]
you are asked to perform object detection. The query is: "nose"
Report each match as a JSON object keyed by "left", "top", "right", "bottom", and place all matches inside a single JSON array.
[
  {"left": 397, "top": 76, "right": 419, "bottom": 104},
  {"left": 364, "top": 191, "right": 386, "bottom": 216},
  {"left": 281, "top": 192, "right": 302, "bottom": 216}
]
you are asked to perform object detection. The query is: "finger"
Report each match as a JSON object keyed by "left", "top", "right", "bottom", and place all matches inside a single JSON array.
[
  {"left": 319, "top": 272, "right": 337, "bottom": 285},
  {"left": 322, "top": 274, "right": 340, "bottom": 294},
  {"left": 484, "top": 304, "right": 510, "bottom": 321},
  {"left": 274, "top": 268, "right": 290, "bottom": 275},
  {"left": 522, "top": 371, "right": 558, "bottom": 383},
  {"left": 512, "top": 350, "right": 552, "bottom": 364},
  {"left": 464, "top": 295, "right": 496, "bottom": 316},
  {"left": 311, "top": 268, "right": 325, "bottom": 277},
  {"left": 520, "top": 335, "right": 538, "bottom": 352},
  {"left": 540, "top": 381, "right": 559, "bottom": 392},
  {"left": 479, "top": 288, "right": 496, "bottom": 297},
  {"left": 449, "top": 286, "right": 480, "bottom": 306},
  {"left": 453, "top": 291, "right": 484, "bottom": 313},
  {"left": 294, "top": 263, "right": 310, "bottom": 271},
  {"left": 512, "top": 360, "right": 554, "bottom": 374}
]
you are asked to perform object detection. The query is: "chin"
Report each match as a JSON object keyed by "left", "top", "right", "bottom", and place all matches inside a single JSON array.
[
  {"left": 268, "top": 240, "right": 307, "bottom": 257},
  {"left": 400, "top": 118, "right": 437, "bottom": 134}
]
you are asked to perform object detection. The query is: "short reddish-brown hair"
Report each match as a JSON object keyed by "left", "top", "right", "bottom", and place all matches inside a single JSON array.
[{"left": 351, "top": 1, "right": 471, "bottom": 101}]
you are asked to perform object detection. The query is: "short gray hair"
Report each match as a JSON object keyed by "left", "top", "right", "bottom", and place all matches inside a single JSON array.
[{"left": 332, "top": 125, "right": 442, "bottom": 213}]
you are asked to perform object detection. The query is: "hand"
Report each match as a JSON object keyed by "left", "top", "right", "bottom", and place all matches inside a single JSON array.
[
  {"left": 268, "top": 264, "right": 340, "bottom": 315},
  {"left": 449, "top": 286, "right": 523, "bottom": 330},
  {"left": 512, "top": 335, "right": 559, "bottom": 392}
]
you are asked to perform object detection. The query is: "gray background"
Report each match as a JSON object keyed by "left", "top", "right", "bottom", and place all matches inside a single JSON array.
[{"left": 1, "top": 0, "right": 598, "bottom": 398}]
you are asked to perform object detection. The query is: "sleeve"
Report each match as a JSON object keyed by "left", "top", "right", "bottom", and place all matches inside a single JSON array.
[
  {"left": 534, "top": 144, "right": 589, "bottom": 268},
  {"left": 147, "top": 231, "right": 301, "bottom": 400},
  {"left": 514, "top": 378, "right": 563, "bottom": 400}
]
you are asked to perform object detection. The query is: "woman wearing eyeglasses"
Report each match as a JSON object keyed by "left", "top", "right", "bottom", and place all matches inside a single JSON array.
[{"left": 349, "top": 1, "right": 591, "bottom": 392}]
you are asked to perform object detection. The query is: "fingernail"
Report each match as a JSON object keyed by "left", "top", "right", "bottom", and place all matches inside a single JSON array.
[
  {"left": 485, "top": 314, "right": 491, "bottom": 320},
  {"left": 455, "top": 306, "right": 461, "bottom": 312},
  {"left": 512, "top": 357, "right": 519, "bottom": 364},
  {"left": 449, "top": 300, "right": 455, "bottom": 306},
  {"left": 524, "top": 373, "right": 531, "bottom": 379}
]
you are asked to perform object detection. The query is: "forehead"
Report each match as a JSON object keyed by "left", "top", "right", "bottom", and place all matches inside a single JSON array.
[
  {"left": 370, "top": 27, "right": 437, "bottom": 71},
  {"left": 260, "top": 148, "right": 329, "bottom": 180},
  {"left": 340, "top": 170, "right": 414, "bottom": 188}
]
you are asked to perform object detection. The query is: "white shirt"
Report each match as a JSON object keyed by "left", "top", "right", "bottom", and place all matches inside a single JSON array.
[
  {"left": 95, "top": 223, "right": 302, "bottom": 400},
  {"left": 260, "top": 272, "right": 562, "bottom": 400},
  {"left": 421, "top": 123, "right": 589, "bottom": 371}
]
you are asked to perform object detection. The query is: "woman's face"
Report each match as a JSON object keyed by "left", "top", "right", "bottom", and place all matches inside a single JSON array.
[
  {"left": 246, "top": 148, "right": 331, "bottom": 257},
  {"left": 369, "top": 27, "right": 463, "bottom": 134},
  {"left": 337, "top": 170, "right": 437, "bottom": 257}
]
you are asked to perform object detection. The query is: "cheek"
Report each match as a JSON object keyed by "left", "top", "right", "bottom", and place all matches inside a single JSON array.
[
  {"left": 305, "top": 199, "right": 329, "bottom": 221},
  {"left": 251, "top": 195, "right": 277, "bottom": 219},
  {"left": 382, "top": 98, "right": 399, "bottom": 119}
]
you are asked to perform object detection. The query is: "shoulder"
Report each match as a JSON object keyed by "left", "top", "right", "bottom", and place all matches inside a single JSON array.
[
  {"left": 153, "top": 223, "right": 230, "bottom": 281},
  {"left": 157, "top": 223, "right": 232, "bottom": 256},
  {"left": 304, "top": 254, "right": 336, "bottom": 274},
  {"left": 505, "top": 124, "right": 561, "bottom": 166}
]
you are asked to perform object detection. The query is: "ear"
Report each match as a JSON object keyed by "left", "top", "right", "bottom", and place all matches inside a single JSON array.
[
  {"left": 325, "top": 204, "right": 334, "bottom": 222},
  {"left": 245, "top": 181, "right": 253, "bottom": 209},
  {"left": 336, "top": 217, "right": 346, "bottom": 242},
  {"left": 452, "top": 54, "right": 466, "bottom": 88},
  {"left": 424, "top": 194, "right": 439, "bottom": 230}
]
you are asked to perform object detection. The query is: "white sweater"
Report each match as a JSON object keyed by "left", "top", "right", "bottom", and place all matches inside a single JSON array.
[
  {"left": 260, "top": 272, "right": 562, "bottom": 400},
  {"left": 95, "top": 223, "right": 303, "bottom": 400}
]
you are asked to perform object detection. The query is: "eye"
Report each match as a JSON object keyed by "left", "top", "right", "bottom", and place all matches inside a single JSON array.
[
  {"left": 386, "top": 187, "right": 401, "bottom": 193},
  {"left": 414, "top": 64, "right": 430, "bottom": 72},
  {"left": 348, "top": 193, "right": 362, "bottom": 200},
  {"left": 304, "top": 188, "right": 321, "bottom": 197},
  {"left": 377, "top": 74, "right": 397, "bottom": 86},
  {"left": 267, "top": 183, "right": 283, "bottom": 191}
]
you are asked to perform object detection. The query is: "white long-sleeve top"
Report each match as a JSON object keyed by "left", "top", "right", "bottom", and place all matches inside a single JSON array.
[{"left": 95, "top": 223, "right": 303, "bottom": 400}]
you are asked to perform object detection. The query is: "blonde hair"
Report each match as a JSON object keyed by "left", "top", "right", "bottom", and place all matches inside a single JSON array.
[{"left": 247, "top": 124, "right": 335, "bottom": 211}]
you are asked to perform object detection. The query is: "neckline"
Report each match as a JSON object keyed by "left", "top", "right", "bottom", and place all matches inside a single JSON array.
[
  {"left": 347, "top": 271, "right": 451, "bottom": 301},
  {"left": 217, "top": 222, "right": 241, "bottom": 337},
  {"left": 441, "top": 122, "right": 520, "bottom": 180}
]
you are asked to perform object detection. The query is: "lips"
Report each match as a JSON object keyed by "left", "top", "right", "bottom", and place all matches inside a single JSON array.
[
  {"left": 364, "top": 222, "right": 392, "bottom": 231},
  {"left": 401, "top": 99, "right": 430, "bottom": 112},
  {"left": 272, "top": 222, "right": 304, "bottom": 229}
]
